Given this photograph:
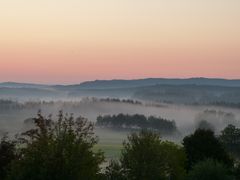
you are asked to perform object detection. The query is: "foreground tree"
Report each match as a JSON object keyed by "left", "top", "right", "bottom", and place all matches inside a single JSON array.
[
  {"left": 8, "top": 111, "right": 104, "bottom": 180},
  {"left": 219, "top": 124, "right": 240, "bottom": 158},
  {"left": 118, "top": 130, "right": 186, "bottom": 180},
  {"left": 183, "top": 129, "right": 233, "bottom": 170},
  {"left": 187, "top": 159, "right": 233, "bottom": 180},
  {"left": 0, "top": 136, "right": 16, "bottom": 179}
]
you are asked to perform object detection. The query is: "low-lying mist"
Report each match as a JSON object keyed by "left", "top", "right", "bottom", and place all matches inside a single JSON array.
[{"left": 0, "top": 98, "right": 239, "bottom": 143}]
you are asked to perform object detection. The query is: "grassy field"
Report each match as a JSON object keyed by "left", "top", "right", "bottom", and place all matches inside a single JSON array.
[
  {"left": 94, "top": 143, "right": 123, "bottom": 159},
  {"left": 94, "top": 127, "right": 130, "bottom": 159}
]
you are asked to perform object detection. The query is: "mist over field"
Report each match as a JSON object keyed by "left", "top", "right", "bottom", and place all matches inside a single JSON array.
[{"left": 0, "top": 78, "right": 240, "bottom": 160}]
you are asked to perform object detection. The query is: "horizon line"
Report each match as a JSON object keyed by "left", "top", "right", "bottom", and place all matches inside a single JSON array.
[{"left": 1, "top": 77, "right": 240, "bottom": 86}]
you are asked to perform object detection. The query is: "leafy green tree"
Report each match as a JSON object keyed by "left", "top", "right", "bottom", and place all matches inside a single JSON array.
[
  {"left": 187, "top": 159, "right": 233, "bottom": 180},
  {"left": 8, "top": 111, "right": 104, "bottom": 180},
  {"left": 183, "top": 129, "right": 233, "bottom": 170},
  {"left": 160, "top": 141, "right": 187, "bottom": 179},
  {"left": 219, "top": 124, "right": 240, "bottom": 158},
  {"left": 0, "top": 136, "right": 16, "bottom": 180},
  {"left": 119, "top": 130, "right": 186, "bottom": 180}
]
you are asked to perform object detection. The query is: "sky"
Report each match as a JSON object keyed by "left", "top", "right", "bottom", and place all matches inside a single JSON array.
[{"left": 0, "top": 0, "right": 240, "bottom": 84}]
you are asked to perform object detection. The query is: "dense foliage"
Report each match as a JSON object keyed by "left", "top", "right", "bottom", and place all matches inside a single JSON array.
[
  {"left": 183, "top": 129, "right": 233, "bottom": 170},
  {"left": 0, "top": 137, "right": 16, "bottom": 180},
  {"left": 234, "top": 162, "right": 240, "bottom": 179},
  {"left": 219, "top": 124, "right": 240, "bottom": 158},
  {"left": 7, "top": 111, "right": 104, "bottom": 180},
  {"left": 187, "top": 159, "right": 233, "bottom": 180},
  {"left": 105, "top": 130, "right": 186, "bottom": 180},
  {"left": 96, "top": 114, "right": 177, "bottom": 135}
]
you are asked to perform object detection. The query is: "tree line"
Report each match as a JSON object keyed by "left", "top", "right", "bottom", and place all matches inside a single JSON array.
[
  {"left": 0, "top": 111, "right": 240, "bottom": 179},
  {"left": 96, "top": 114, "right": 177, "bottom": 135},
  {"left": 0, "top": 98, "right": 142, "bottom": 113}
]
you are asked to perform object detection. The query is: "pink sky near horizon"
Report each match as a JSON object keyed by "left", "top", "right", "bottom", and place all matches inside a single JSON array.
[{"left": 0, "top": 0, "right": 240, "bottom": 84}]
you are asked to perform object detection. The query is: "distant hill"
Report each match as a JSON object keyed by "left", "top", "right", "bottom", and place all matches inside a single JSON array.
[
  {"left": 0, "top": 83, "right": 62, "bottom": 100},
  {"left": 133, "top": 84, "right": 240, "bottom": 104},
  {"left": 0, "top": 87, "right": 65, "bottom": 99},
  {"left": 75, "top": 78, "right": 240, "bottom": 89},
  {"left": 0, "top": 82, "right": 49, "bottom": 88},
  {"left": 1, "top": 78, "right": 240, "bottom": 104},
  {"left": 2, "top": 78, "right": 240, "bottom": 90}
]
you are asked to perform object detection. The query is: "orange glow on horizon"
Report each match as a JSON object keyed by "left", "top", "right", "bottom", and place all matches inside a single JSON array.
[{"left": 0, "top": 0, "right": 240, "bottom": 83}]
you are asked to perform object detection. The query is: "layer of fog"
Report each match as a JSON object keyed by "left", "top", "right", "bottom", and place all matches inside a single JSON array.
[{"left": 1, "top": 99, "right": 240, "bottom": 144}]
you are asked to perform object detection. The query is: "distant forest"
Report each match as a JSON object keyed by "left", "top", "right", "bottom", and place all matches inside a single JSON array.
[
  {"left": 96, "top": 114, "right": 177, "bottom": 135},
  {"left": 1, "top": 98, "right": 240, "bottom": 114}
]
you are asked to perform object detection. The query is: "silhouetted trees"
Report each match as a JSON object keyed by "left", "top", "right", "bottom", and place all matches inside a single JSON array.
[
  {"left": 7, "top": 111, "right": 104, "bottom": 180},
  {"left": 195, "top": 109, "right": 239, "bottom": 131},
  {"left": 187, "top": 159, "right": 233, "bottom": 180},
  {"left": 196, "top": 120, "right": 215, "bottom": 131},
  {"left": 219, "top": 124, "right": 240, "bottom": 158},
  {"left": 96, "top": 114, "right": 177, "bottom": 135},
  {"left": 106, "top": 130, "right": 186, "bottom": 180},
  {"left": 1, "top": 111, "right": 240, "bottom": 179},
  {"left": 0, "top": 136, "right": 16, "bottom": 180},
  {"left": 0, "top": 100, "right": 23, "bottom": 112},
  {"left": 99, "top": 98, "right": 142, "bottom": 105},
  {"left": 234, "top": 162, "right": 240, "bottom": 179},
  {"left": 183, "top": 129, "right": 233, "bottom": 170}
]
